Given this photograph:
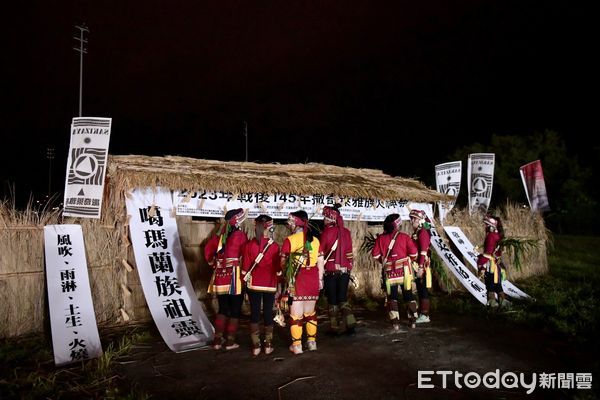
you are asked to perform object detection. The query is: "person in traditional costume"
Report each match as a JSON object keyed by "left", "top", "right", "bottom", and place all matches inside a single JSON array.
[
  {"left": 477, "top": 214, "right": 510, "bottom": 308},
  {"left": 409, "top": 209, "right": 433, "bottom": 324},
  {"left": 319, "top": 204, "right": 356, "bottom": 334},
  {"left": 204, "top": 208, "right": 248, "bottom": 350},
  {"left": 242, "top": 215, "right": 281, "bottom": 356},
  {"left": 280, "top": 210, "right": 324, "bottom": 354},
  {"left": 371, "top": 214, "right": 419, "bottom": 329}
]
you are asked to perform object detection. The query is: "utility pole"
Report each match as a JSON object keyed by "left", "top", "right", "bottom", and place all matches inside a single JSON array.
[
  {"left": 73, "top": 24, "right": 89, "bottom": 117},
  {"left": 46, "top": 146, "right": 55, "bottom": 197},
  {"left": 244, "top": 121, "right": 248, "bottom": 162}
]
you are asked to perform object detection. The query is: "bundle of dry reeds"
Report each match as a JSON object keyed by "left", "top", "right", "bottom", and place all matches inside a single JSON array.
[
  {"left": 1, "top": 154, "right": 550, "bottom": 338},
  {"left": 0, "top": 199, "right": 125, "bottom": 337},
  {"left": 442, "top": 202, "right": 549, "bottom": 281}
]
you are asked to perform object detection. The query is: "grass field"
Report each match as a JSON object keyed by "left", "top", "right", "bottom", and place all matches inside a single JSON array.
[
  {"left": 0, "top": 326, "right": 152, "bottom": 399},
  {"left": 515, "top": 235, "right": 599, "bottom": 339},
  {"left": 435, "top": 235, "right": 599, "bottom": 341}
]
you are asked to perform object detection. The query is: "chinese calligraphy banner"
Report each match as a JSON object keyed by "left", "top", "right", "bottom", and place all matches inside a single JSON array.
[
  {"left": 443, "top": 226, "right": 531, "bottom": 299},
  {"left": 43, "top": 224, "right": 102, "bottom": 366},
  {"left": 173, "top": 190, "right": 433, "bottom": 222},
  {"left": 429, "top": 226, "right": 488, "bottom": 305},
  {"left": 467, "top": 153, "right": 495, "bottom": 215},
  {"left": 434, "top": 161, "right": 462, "bottom": 224},
  {"left": 63, "top": 117, "right": 112, "bottom": 219},
  {"left": 126, "top": 187, "right": 214, "bottom": 352},
  {"left": 519, "top": 160, "right": 550, "bottom": 212}
]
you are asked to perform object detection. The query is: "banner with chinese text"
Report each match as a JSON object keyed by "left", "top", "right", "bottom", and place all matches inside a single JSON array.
[
  {"left": 126, "top": 187, "right": 214, "bottom": 352},
  {"left": 63, "top": 117, "right": 112, "bottom": 218},
  {"left": 435, "top": 161, "right": 461, "bottom": 224},
  {"left": 443, "top": 226, "right": 531, "bottom": 299},
  {"left": 173, "top": 190, "right": 432, "bottom": 222},
  {"left": 520, "top": 160, "right": 550, "bottom": 212},
  {"left": 467, "top": 153, "right": 495, "bottom": 215},
  {"left": 429, "top": 226, "right": 487, "bottom": 305},
  {"left": 44, "top": 224, "right": 103, "bottom": 366}
]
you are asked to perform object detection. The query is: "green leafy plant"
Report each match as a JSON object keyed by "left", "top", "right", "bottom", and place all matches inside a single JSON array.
[
  {"left": 499, "top": 237, "right": 539, "bottom": 272},
  {"left": 283, "top": 249, "right": 306, "bottom": 288}
]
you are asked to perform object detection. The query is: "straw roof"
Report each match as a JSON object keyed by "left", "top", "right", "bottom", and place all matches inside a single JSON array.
[{"left": 108, "top": 155, "right": 449, "bottom": 202}]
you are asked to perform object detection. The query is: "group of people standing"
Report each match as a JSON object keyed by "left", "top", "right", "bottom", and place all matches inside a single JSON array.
[
  {"left": 203, "top": 204, "right": 358, "bottom": 356},
  {"left": 203, "top": 204, "right": 507, "bottom": 356},
  {"left": 371, "top": 209, "right": 433, "bottom": 330}
]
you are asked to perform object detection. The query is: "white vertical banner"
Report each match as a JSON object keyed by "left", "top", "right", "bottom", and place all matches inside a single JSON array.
[
  {"left": 44, "top": 224, "right": 103, "bottom": 366},
  {"left": 467, "top": 153, "right": 495, "bottom": 215},
  {"left": 443, "top": 226, "right": 531, "bottom": 299},
  {"left": 63, "top": 117, "right": 112, "bottom": 219},
  {"left": 429, "top": 226, "right": 488, "bottom": 305},
  {"left": 434, "top": 161, "right": 462, "bottom": 224},
  {"left": 126, "top": 187, "right": 214, "bottom": 352}
]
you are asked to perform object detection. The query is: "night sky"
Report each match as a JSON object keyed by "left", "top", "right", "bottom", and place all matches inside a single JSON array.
[{"left": 2, "top": 1, "right": 595, "bottom": 205}]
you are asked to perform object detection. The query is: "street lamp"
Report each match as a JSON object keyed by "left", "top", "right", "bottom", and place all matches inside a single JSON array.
[{"left": 73, "top": 24, "right": 89, "bottom": 117}]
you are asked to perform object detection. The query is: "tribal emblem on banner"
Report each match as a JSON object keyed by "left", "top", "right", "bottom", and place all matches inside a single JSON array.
[
  {"left": 470, "top": 174, "right": 492, "bottom": 197},
  {"left": 467, "top": 153, "right": 495, "bottom": 215},
  {"left": 439, "top": 181, "right": 460, "bottom": 197},
  {"left": 434, "top": 161, "right": 462, "bottom": 224},
  {"left": 67, "top": 148, "right": 107, "bottom": 185},
  {"left": 62, "top": 117, "right": 112, "bottom": 219}
]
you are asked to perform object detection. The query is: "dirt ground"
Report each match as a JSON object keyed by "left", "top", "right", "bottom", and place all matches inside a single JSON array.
[{"left": 118, "top": 305, "right": 592, "bottom": 400}]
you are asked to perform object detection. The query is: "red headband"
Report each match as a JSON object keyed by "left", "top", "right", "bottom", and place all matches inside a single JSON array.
[
  {"left": 288, "top": 214, "right": 306, "bottom": 227},
  {"left": 323, "top": 206, "right": 344, "bottom": 228},
  {"left": 227, "top": 208, "right": 246, "bottom": 226},
  {"left": 256, "top": 219, "right": 274, "bottom": 230}
]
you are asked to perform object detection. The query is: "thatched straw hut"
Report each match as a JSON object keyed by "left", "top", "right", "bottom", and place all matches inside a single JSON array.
[{"left": 0, "top": 155, "right": 547, "bottom": 338}]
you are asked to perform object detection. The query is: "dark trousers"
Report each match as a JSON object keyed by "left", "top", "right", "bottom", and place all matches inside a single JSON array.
[
  {"left": 388, "top": 284, "right": 416, "bottom": 303},
  {"left": 414, "top": 277, "right": 429, "bottom": 299},
  {"left": 484, "top": 273, "right": 503, "bottom": 294},
  {"left": 324, "top": 273, "right": 350, "bottom": 305},
  {"left": 217, "top": 294, "right": 243, "bottom": 318},
  {"left": 247, "top": 290, "right": 275, "bottom": 326}
]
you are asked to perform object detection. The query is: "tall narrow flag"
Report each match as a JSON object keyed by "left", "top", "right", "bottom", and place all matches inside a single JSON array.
[
  {"left": 126, "top": 187, "right": 214, "bottom": 352},
  {"left": 467, "top": 153, "right": 495, "bottom": 215},
  {"left": 63, "top": 117, "right": 112, "bottom": 219},
  {"left": 435, "top": 161, "right": 462, "bottom": 224},
  {"left": 520, "top": 160, "right": 550, "bottom": 212}
]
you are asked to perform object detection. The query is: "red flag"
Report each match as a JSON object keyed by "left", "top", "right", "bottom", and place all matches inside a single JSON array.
[{"left": 519, "top": 160, "right": 550, "bottom": 212}]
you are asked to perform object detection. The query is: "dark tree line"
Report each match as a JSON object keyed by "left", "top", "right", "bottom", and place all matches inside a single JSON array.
[{"left": 445, "top": 130, "right": 597, "bottom": 234}]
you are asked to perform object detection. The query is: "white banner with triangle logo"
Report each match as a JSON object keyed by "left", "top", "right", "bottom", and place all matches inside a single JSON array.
[
  {"left": 62, "top": 117, "right": 112, "bottom": 219},
  {"left": 467, "top": 153, "right": 495, "bottom": 215}
]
